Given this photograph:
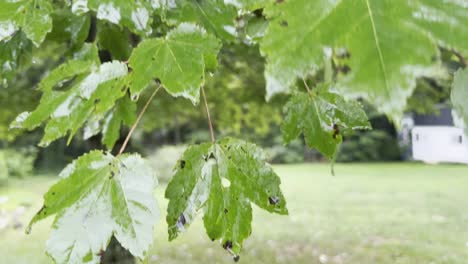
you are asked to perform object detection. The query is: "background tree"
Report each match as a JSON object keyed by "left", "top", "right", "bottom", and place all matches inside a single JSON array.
[{"left": 0, "top": 1, "right": 467, "bottom": 263}]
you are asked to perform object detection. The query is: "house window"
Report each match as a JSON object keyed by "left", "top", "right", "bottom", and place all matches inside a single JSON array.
[
  {"left": 415, "top": 134, "right": 419, "bottom": 141},
  {"left": 459, "top": 135, "right": 463, "bottom": 144}
]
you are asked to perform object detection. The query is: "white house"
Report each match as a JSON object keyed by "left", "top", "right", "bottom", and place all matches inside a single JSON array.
[{"left": 404, "top": 107, "right": 468, "bottom": 164}]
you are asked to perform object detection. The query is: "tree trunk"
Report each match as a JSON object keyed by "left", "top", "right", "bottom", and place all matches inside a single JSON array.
[{"left": 100, "top": 237, "right": 135, "bottom": 264}]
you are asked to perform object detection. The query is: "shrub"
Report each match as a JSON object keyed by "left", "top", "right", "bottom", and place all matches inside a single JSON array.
[
  {"left": 0, "top": 148, "right": 38, "bottom": 179},
  {"left": 266, "top": 137, "right": 304, "bottom": 164},
  {"left": 337, "top": 131, "right": 401, "bottom": 162}
]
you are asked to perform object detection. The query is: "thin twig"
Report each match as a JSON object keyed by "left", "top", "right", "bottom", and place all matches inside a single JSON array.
[
  {"left": 302, "top": 78, "right": 312, "bottom": 93},
  {"left": 201, "top": 86, "right": 215, "bottom": 143},
  {"left": 118, "top": 86, "right": 160, "bottom": 155}
]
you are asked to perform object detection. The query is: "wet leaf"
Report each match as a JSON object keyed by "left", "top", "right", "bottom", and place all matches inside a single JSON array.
[
  {"left": 165, "top": 137, "right": 287, "bottom": 257},
  {"left": 73, "top": 0, "right": 156, "bottom": 34},
  {"left": 224, "top": 0, "right": 273, "bottom": 11},
  {"left": 282, "top": 86, "right": 370, "bottom": 159},
  {"left": 165, "top": 0, "right": 238, "bottom": 41},
  {"left": 10, "top": 45, "right": 132, "bottom": 148},
  {"left": 27, "top": 151, "right": 159, "bottom": 264},
  {"left": 47, "top": 8, "right": 90, "bottom": 46},
  {"left": 261, "top": 0, "right": 468, "bottom": 120},
  {"left": 0, "top": 32, "right": 32, "bottom": 85},
  {"left": 128, "top": 23, "right": 221, "bottom": 104},
  {"left": 0, "top": 0, "right": 53, "bottom": 46}
]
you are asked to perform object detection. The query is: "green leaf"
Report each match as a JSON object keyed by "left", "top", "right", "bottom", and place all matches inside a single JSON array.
[
  {"left": 129, "top": 23, "right": 221, "bottom": 104},
  {"left": 241, "top": 15, "right": 269, "bottom": 44},
  {"left": 0, "top": 0, "right": 53, "bottom": 46},
  {"left": 11, "top": 49, "right": 130, "bottom": 147},
  {"left": 73, "top": 0, "right": 155, "bottom": 34},
  {"left": 282, "top": 87, "right": 370, "bottom": 159},
  {"left": 102, "top": 98, "right": 137, "bottom": 149},
  {"left": 165, "top": 137, "right": 287, "bottom": 258},
  {"left": 97, "top": 23, "right": 133, "bottom": 61},
  {"left": 225, "top": 0, "right": 273, "bottom": 11},
  {"left": 452, "top": 69, "right": 468, "bottom": 135},
  {"left": 0, "top": 31, "right": 32, "bottom": 86},
  {"left": 46, "top": 8, "right": 90, "bottom": 46},
  {"left": 165, "top": 0, "right": 238, "bottom": 41},
  {"left": 27, "top": 151, "right": 159, "bottom": 264},
  {"left": 261, "top": 0, "right": 468, "bottom": 120}
]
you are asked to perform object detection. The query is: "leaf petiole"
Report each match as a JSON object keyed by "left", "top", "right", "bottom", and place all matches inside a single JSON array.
[{"left": 118, "top": 85, "right": 160, "bottom": 155}]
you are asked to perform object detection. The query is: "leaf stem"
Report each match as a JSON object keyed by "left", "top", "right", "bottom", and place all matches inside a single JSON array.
[
  {"left": 201, "top": 86, "right": 215, "bottom": 143},
  {"left": 302, "top": 78, "right": 312, "bottom": 93},
  {"left": 118, "top": 86, "right": 160, "bottom": 155}
]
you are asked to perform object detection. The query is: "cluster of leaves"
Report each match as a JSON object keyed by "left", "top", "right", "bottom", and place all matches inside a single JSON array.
[
  {"left": 261, "top": 0, "right": 468, "bottom": 121},
  {"left": 1, "top": 0, "right": 467, "bottom": 263},
  {"left": 10, "top": 44, "right": 136, "bottom": 149}
]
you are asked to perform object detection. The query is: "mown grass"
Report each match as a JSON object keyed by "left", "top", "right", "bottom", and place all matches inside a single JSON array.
[{"left": 1, "top": 163, "right": 468, "bottom": 263}]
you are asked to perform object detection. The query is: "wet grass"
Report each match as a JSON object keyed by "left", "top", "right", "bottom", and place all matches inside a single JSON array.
[{"left": 1, "top": 162, "right": 468, "bottom": 263}]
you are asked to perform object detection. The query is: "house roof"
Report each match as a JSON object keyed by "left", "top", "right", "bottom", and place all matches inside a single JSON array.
[{"left": 412, "top": 106, "right": 454, "bottom": 126}]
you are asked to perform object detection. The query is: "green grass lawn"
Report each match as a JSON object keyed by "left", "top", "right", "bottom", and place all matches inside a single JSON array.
[{"left": 1, "top": 163, "right": 468, "bottom": 264}]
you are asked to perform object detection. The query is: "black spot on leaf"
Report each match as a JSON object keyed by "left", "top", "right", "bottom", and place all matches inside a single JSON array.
[
  {"left": 336, "top": 65, "right": 351, "bottom": 74},
  {"left": 224, "top": 208, "right": 228, "bottom": 214},
  {"left": 233, "top": 255, "right": 240, "bottom": 262},
  {"left": 209, "top": 152, "right": 215, "bottom": 160},
  {"left": 253, "top": 8, "right": 263, "bottom": 17},
  {"left": 332, "top": 124, "right": 340, "bottom": 139},
  {"left": 280, "top": 20, "right": 288, "bottom": 27},
  {"left": 180, "top": 160, "right": 186, "bottom": 169},
  {"left": 223, "top": 240, "right": 233, "bottom": 250},
  {"left": 269, "top": 196, "right": 280, "bottom": 205},
  {"left": 177, "top": 214, "right": 186, "bottom": 226}
]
